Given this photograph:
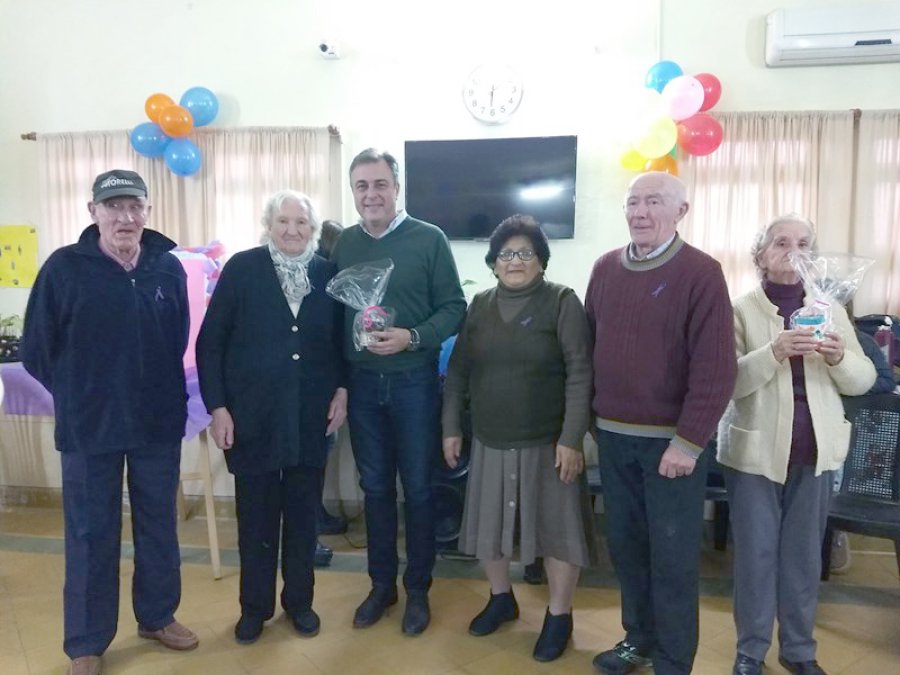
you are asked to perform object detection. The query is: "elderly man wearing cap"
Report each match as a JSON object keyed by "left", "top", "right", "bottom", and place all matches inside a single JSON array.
[{"left": 22, "top": 169, "right": 198, "bottom": 675}]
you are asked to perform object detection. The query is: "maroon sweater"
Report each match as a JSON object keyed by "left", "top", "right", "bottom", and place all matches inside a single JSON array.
[{"left": 585, "top": 236, "right": 737, "bottom": 455}]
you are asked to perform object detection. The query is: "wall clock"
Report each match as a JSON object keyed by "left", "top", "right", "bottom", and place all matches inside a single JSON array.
[{"left": 462, "top": 64, "right": 523, "bottom": 124}]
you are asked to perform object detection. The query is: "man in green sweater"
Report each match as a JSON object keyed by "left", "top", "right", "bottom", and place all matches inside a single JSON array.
[
  {"left": 586, "top": 172, "right": 737, "bottom": 675},
  {"left": 331, "top": 148, "right": 466, "bottom": 635}
]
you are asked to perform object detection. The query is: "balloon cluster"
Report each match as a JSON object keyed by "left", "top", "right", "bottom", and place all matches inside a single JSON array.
[
  {"left": 620, "top": 61, "right": 723, "bottom": 176},
  {"left": 129, "top": 87, "right": 220, "bottom": 177}
]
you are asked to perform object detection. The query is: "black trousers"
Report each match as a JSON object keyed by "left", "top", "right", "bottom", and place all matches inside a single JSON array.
[
  {"left": 234, "top": 464, "right": 324, "bottom": 619},
  {"left": 597, "top": 430, "right": 708, "bottom": 675}
]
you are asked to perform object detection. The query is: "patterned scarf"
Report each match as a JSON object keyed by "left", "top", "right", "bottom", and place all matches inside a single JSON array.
[{"left": 268, "top": 242, "right": 314, "bottom": 304}]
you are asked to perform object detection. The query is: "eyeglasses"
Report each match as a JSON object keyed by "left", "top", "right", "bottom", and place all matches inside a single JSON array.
[{"left": 497, "top": 249, "right": 536, "bottom": 262}]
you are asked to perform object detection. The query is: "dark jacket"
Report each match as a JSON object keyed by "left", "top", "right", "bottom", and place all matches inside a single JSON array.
[
  {"left": 21, "top": 225, "right": 189, "bottom": 454},
  {"left": 856, "top": 329, "right": 897, "bottom": 394},
  {"left": 196, "top": 246, "right": 344, "bottom": 475}
]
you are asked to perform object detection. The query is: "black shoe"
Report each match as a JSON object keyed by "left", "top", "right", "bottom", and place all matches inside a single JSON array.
[
  {"left": 533, "top": 608, "right": 572, "bottom": 662},
  {"left": 468, "top": 590, "right": 519, "bottom": 636},
  {"left": 592, "top": 640, "right": 653, "bottom": 674},
  {"left": 523, "top": 558, "right": 545, "bottom": 585},
  {"left": 402, "top": 591, "right": 430, "bottom": 636},
  {"left": 353, "top": 585, "right": 398, "bottom": 628},
  {"left": 314, "top": 540, "right": 333, "bottom": 567},
  {"left": 778, "top": 655, "right": 827, "bottom": 675},
  {"left": 318, "top": 502, "right": 348, "bottom": 535},
  {"left": 733, "top": 653, "right": 764, "bottom": 675},
  {"left": 234, "top": 615, "right": 264, "bottom": 645},
  {"left": 291, "top": 609, "right": 320, "bottom": 637}
]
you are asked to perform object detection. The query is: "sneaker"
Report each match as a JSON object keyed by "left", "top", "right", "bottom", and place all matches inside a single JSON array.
[
  {"left": 830, "top": 531, "right": 852, "bottom": 574},
  {"left": 593, "top": 640, "right": 653, "bottom": 674},
  {"left": 314, "top": 540, "right": 333, "bottom": 567}
]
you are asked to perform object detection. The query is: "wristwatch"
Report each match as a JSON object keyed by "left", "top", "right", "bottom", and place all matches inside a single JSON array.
[{"left": 406, "top": 328, "right": 421, "bottom": 352}]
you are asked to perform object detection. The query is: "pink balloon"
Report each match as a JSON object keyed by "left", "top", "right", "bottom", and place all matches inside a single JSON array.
[
  {"left": 661, "top": 75, "right": 704, "bottom": 121},
  {"left": 695, "top": 73, "right": 722, "bottom": 112},
  {"left": 677, "top": 113, "right": 723, "bottom": 156}
]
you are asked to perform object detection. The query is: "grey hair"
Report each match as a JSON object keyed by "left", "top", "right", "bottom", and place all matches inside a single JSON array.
[
  {"left": 349, "top": 148, "right": 400, "bottom": 185},
  {"left": 750, "top": 213, "right": 817, "bottom": 277},
  {"left": 259, "top": 190, "right": 323, "bottom": 251},
  {"left": 625, "top": 171, "right": 687, "bottom": 206}
]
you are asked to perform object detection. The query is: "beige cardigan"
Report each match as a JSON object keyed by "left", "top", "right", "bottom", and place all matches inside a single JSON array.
[{"left": 717, "top": 285, "right": 876, "bottom": 484}]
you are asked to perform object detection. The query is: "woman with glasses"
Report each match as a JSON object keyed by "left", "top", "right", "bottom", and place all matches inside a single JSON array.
[{"left": 442, "top": 214, "right": 594, "bottom": 662}]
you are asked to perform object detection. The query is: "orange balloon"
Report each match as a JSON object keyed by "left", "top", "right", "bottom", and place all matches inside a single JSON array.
[
  {"left": 157, "top": 105, "right": 194, "bottom": 138},
  {"left": 145, "top": 93, "right": 175, "bottom": 123},
  {"left": 643, "top": 154, "right": 679, "bottom": 176}
]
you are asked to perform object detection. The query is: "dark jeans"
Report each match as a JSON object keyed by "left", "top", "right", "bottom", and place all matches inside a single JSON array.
[
  {"left": 234, "top": 464, "right": 324, "bottom": 618},
  {"left": 61, "top": 443, "right": 181, "bottom": 658},
  {"left": 348, "top": 364, "right": 440, "bottom": 592},
  {"left": 597, "top": 430, "right": 708, "bottom": 675}
]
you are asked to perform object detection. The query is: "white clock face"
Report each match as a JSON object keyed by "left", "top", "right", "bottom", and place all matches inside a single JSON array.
[{"left": 463, "top": 65, "right": 523, "bottom": 124}]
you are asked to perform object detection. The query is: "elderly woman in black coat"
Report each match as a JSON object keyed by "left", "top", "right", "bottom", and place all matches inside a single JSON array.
[{"left": 197, "top": 190, "right": 346, "bottom": 645}]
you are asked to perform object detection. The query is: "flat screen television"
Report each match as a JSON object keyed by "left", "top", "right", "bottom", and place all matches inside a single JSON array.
[{"left": 404, "top": 135, "right": 577, "bottom": 240}]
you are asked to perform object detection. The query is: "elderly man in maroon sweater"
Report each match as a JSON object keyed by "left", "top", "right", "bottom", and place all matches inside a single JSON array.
[{"left": 587, "top": 172, "right": 737, "bottom": 675}]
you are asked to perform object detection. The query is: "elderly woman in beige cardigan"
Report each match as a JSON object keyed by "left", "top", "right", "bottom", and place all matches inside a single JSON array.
[{"left": 717, "top": 214, "right": 875, "bottom": 675}]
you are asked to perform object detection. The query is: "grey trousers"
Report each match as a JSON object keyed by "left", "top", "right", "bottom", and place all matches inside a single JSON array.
[{"left": 724, "top": 464, "right": 833, "bottom": 663}]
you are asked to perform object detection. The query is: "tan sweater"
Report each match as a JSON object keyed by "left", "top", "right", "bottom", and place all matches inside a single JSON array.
[{"left": 717, "top": 285, "right": 876, "bottom": 483}]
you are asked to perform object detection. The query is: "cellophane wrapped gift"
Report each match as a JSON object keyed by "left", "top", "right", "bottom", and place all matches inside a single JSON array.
[
  {"left": 787, "top": 252, "right": 874, "bottom": 340},
  {"left": 325, "top": 258, "right": 395, "bottom": 351}
]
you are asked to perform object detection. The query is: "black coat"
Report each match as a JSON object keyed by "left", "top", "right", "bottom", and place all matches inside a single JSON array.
[{"left": 196, "top": 246, "right": 344, "bottom": 475}]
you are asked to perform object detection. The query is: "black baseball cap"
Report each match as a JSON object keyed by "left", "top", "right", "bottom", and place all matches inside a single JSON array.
[{"left": 92, "top": 170, "right": 148, "bottom": 202}]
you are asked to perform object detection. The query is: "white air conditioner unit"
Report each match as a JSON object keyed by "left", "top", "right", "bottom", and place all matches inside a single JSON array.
[{"left": 765, "top": 4, "right": 900, "bottom": 67}]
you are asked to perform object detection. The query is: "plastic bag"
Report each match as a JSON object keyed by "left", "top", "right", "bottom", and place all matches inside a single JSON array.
[
  {"left": 325, "top": 258, "right": 395, "bottom": 351},
  {"left": 788, "top": 252, "right": 874, "bottom": 340}
]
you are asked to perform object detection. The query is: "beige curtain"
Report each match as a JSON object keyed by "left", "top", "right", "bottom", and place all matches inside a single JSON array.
[
  {"left": 853, "top": 111, "right": 900, "bottom": 315},
  {"left": 678, "top": 111, "right": 855, "bottom": 299},
  {"left": 37, "top": 127, "right": 341, "bottom": 260}
]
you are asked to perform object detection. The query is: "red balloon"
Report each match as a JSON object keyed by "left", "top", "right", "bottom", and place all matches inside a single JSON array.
[
  {"left": 677, "top": 113, "right": 723, "bottom": 156},
  {"left": 695, "top": 73, "right": 722, "bottom": 112}
]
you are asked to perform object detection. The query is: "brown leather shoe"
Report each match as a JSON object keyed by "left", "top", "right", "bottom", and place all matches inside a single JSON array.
[
  {"left": 138, "top": 620, "right": 199, "bottom": 650},
  {"left": 67, "top": 655, "right": 102, "bottom": 675}
]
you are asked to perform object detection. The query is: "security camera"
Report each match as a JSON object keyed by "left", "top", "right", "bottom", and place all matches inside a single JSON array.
[{"left": 318, "top": 41, "right": 340, "bottom": 59}]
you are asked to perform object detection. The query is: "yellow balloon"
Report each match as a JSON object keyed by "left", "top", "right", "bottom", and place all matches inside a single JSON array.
[
  {"left": 619, "top": 148, "right": 647, "bottom": 172},
  {"left": 634, "top": 117, "right": 677, "bottom": 159}
]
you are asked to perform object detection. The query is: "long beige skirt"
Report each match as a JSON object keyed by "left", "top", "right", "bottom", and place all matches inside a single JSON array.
[{"left": 459, "top": 436, "right": 597, "bottom": 567}]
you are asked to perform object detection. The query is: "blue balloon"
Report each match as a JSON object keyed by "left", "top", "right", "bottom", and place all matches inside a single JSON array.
[
  {"left": 179, "top": 86, "right": 219, "bottom": 127},
  {"left": 164, "top": 138, "right": 202, "bottom": 177},
  {"left": 130, "top": 122, "right": 170, "bottom": 158},
  {"left": 645, "top": 60, "right": 683, "bottom": 93}
]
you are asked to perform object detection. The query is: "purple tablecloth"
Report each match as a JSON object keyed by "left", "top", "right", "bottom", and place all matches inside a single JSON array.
[{"left": 0, "top": 363, "right": 212, "bottom": 442}]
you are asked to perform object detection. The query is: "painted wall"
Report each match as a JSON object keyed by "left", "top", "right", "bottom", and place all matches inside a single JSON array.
[{"left": 0, "top": 0, "right": 898, "bottom": 491}]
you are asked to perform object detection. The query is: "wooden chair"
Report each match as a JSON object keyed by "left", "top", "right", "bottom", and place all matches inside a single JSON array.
[
  {"left": 821, "top": 393, "right": 900, "bottom": 581},
  {"left": 176, "top": 428, "right": 222, "bottom": 579}
]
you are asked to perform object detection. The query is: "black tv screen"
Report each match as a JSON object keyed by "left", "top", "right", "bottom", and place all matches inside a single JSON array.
[{"left": 404, "top": 135, "right": 577, "bottom": 239}]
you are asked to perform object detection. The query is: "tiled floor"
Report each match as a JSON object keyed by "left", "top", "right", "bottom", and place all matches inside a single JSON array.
[{"left": 0, "top": 505, "right": 898, "bottom": 674}]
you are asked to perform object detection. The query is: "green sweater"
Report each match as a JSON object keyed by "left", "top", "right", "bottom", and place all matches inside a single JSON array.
[
  {"left": 442, "top": 277, "right": 593, "bottom": 450},
  {"left": 331, "top": 216, "right": 466, "bottom": 372}
]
